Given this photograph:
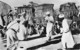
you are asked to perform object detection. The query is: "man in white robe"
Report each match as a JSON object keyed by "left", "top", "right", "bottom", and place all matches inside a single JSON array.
[
  {"left": 6, "top": 18, "right": 20, "bottom": 48},
  {"left": 45, "top": 12, "right": 54, "bottom": 41},
  {"left": 59, "top": 14, "right": 75, "bottom": 49},
  {"left": 17, "top": 12, "right": 29, "bottom": 40},
  {"left": 6, "top": 12, "right": 26, "bottom": 48},
  {"left": 17, "top": 20, "right": 28, "bottom": 40}
]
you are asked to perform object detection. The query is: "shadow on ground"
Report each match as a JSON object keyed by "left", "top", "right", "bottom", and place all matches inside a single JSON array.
[
  {"left": 73, "top": 44, "right": 80, "bottom": 49},
  {"left": 27, "top": 39, "right": 61, "bottom": 50}
]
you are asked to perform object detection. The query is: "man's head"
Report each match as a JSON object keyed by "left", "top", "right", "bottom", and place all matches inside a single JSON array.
[
  {"left": 45, "top": 11, "right": 51, "bottom": 17},
  {"left": 58, "top": 13, "right": 65, "bottom": 18}
]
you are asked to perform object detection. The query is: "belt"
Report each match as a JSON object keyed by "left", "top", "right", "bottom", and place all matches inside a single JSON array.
[{"left": 10, "top": 28, "right": 17, "bottom": 33}]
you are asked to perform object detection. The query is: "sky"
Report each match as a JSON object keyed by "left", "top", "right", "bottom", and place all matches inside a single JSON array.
[{"left": 0, "top": 0, "right": 80, "bottom": 10}]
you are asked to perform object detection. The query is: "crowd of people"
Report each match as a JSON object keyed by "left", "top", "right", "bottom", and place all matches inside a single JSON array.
[{"left": 0, "top": 3, "right": 80, "bottom": 50}]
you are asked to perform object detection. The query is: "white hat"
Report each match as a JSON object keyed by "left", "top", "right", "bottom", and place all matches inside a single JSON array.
[
  {"left": 46, "top": 11, "right": 50, "bottom": 15},
  {"left": 58, "top": 14, "right": 65, "bottom": 18}
]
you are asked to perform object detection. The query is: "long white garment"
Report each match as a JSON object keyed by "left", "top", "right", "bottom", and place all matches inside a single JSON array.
[
  {"left": 45, "top": 16, "right": 54, "bottom": 39},
  {"left": 6, "top": 20, "right": 19, "bottom": 48},
  {"left": 61, "top": 19, "right": 75, "bottom": 48},
  {"left": 46, "top": 22, "right": 53, "bottom": 38},
  {"left": 17, "top": 21, "right": 28, "bottom": 40}
]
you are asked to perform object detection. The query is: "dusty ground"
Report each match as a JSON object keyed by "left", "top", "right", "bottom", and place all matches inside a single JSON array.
[
  {"left": 16, "top": 34, "right": 80, "bottom": 50},
  {"left": 0, "top": 34, "right": 80, "bottom": 50}
]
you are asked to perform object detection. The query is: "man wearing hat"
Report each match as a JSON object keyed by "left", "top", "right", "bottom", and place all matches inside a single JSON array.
[
  {"left": 6, "top": 14, "right": 21, "bottom": 49},
  {"left": 45, "top": 11, "right": 54, "bottom": 41},
  {"left": 59, "top": 13, "right": 75, "bottom": 49},
  {"left": 6, "top": 11, "right": 26, "bottom": 49}
]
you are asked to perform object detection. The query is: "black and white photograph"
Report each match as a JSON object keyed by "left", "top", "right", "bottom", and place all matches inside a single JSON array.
[{"left": 0, "top": 0, "right": 80, "bottom": 50}]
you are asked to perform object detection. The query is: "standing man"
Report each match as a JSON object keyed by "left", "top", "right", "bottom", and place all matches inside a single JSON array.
[
  {"left": 17, "top": 11, "right": 29, "bottom": 40},
  {"left": 45, "top": 12, "right": 54, "bottom": 41},
  {"left": 6, "top": 12, "right": 26, "bottom": 49},
  {"left": 59, "top": 13, "right": 75, "bottom": 49},
  {"left": 17, "top": 20, "right": 28, "bottom": 40},
  {"left": 6, "top": 15, "right": 21, "bottom": 49}
]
